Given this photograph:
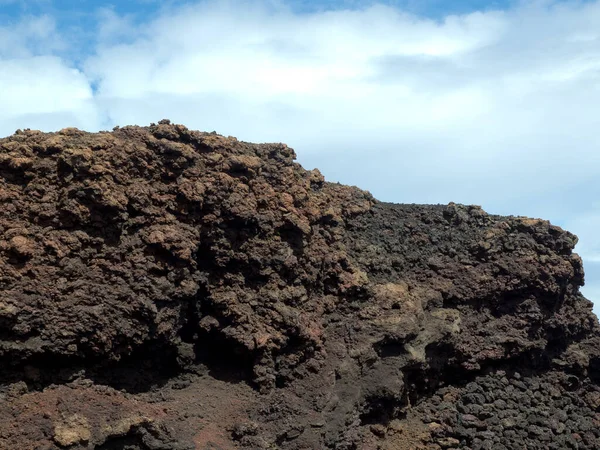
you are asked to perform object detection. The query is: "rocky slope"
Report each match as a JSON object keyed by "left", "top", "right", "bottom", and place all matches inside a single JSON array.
[{"left": 0, "top": 120, "right": 599, "bottom": 449}]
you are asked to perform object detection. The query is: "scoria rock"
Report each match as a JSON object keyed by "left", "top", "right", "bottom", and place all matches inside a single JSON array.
[{"left": 0, "top": 121, "right": 599, "bottom": 449}]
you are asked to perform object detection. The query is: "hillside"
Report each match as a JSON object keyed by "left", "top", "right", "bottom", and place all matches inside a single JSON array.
[{"left": 1, "top": 121, "right": 599, "bottom": 449}]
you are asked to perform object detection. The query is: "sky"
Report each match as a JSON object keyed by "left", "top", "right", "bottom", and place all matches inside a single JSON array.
[{"left": 1, "top": 0, "right": 600, "bottom": 313}]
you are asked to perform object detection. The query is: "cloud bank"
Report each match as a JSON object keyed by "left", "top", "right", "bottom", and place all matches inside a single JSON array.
[{"left": 1, "top": 0, "right": 600, "bottom": 311}]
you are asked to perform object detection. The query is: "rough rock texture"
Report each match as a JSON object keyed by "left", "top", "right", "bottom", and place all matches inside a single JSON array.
[{"left": 1, "top": 120, "right": 599, "bottom": 449}]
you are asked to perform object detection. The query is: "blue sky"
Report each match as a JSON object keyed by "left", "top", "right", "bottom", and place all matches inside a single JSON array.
[
  {"left": 0, "top": 0, "right": 517, "bottom": 61},
  {"left": 1, "top": 0, "right": 518, "bottom": 18},
  {"left": 1, "top": 0, "right": 600, "bottom": 313},
  {"left": 0, "top": 0, "right": 522, "bottom": 46}
]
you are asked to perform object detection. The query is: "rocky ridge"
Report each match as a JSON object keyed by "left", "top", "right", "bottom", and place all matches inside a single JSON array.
[{"left": 0, "top": 120, "right": 599, "bottom": 449}]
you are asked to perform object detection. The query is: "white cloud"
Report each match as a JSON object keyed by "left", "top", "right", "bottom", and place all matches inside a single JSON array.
[
  {"left": 0, "top": 16, "right": 101, "bottom": 137},
  {"left": 0, "top": 56, "right": 101, "bottom": 137},
  {"left": 82, "top": 1, "right": 600, "bottom": 185},
  {"left": 0, "top": 15, "right": 66, "bottom": 58},
  {"left": 2, "top": 0, "right": 600, "bottom": 307}
]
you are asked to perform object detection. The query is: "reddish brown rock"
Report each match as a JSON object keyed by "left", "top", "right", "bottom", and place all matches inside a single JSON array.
[{"left": 1, "top": 121, "right": 599, "bottom": 449}]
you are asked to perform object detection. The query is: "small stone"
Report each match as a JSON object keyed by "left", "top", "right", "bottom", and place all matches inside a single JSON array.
[
  {"left": 282, "top": 424, "right": 305, "bottom": 441},
  {"left": 53, "top": 415, "right": 91, "bottom": 447},
  {"left": 494, "top": 399, "right": 507, "bottom": 409},
  {"left": 478, "top": 431, "right": 496, "bottom": 440},
  {"left": 231, "top": 421, "right": 259, "bottom": 440},
  {"left": 464, "top": 393, "right": 486, "bottom": 405},
  {"left": 6, "top": 382, "right": 28, "bottom": 398},
  {"left": 438, "top": 437, "right": 460, "bottom": 448},
  {"left": 370, "top": 424, "right": 386, "bottom": 437},
  {"left": 0, "top": 302, "right": 18, "bottom": 317},
  {"left": 387, "top": 420, "right": 404, "bottom": 434},
  {"left": 501, "top": 418, "right": 516, "bottom": 429},
  {"left": 461, "top": 414, "right": 486, "bottom": 429},
  {"left": 9, "top": 235, "right": 35, "bottom": 258}
]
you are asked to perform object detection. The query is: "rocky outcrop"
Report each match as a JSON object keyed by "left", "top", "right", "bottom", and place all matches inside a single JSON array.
[{"left": 0, "top": 120, "right": 599, "bottom": 449}]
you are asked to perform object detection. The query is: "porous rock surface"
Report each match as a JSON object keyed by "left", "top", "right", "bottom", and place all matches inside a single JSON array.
[{"left": 1, "top": 121, "right": 599, "bottom": 449}]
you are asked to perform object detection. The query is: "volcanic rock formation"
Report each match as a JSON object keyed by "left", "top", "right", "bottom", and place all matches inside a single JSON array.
[{"left": 0, "top": 120, "right": 599, "bottom": 449}]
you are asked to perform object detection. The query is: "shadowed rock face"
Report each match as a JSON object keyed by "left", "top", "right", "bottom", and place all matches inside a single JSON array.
[{"left": 0, "top": 120, "right": 599, "bottom": 449}]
